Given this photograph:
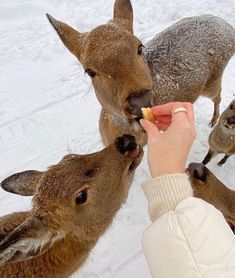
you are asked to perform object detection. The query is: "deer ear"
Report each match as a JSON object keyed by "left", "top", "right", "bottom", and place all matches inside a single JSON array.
[
  {"left": 1, "top": 170, "right": 43, "bottom": 196},
  {"left": 46, "top": 13, "right": 86, "bottom": 60},
  {"left": 113, "top": 0, "right": 133, "bottom": 33},
  {"left": 0, "top": 215, "right": 62, "bottom": 265}
]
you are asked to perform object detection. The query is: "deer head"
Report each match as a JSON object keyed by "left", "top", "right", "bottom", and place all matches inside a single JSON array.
[
  {"left": 0, "top": 135, "right": 143, "bottom": 265},
  {"left": 220, "top": 99, "right": 235, "bottom": 131},
  {"left": 187, "top": 162, "right": 235, "bottom": 233},
  {"left": 46, "top": 0, "right": 153, "bottom": 122}
]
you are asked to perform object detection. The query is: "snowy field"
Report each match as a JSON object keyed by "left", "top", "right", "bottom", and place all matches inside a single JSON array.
[{"left": 0, "top": 0, "right": 235, "bottom": 277}]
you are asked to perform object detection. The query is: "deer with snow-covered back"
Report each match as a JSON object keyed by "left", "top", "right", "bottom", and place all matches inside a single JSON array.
[{"left": 47, "top": 0, "right": 235, "bottom": 146}]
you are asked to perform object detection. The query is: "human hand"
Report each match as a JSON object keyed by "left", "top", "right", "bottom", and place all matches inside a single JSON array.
[{"left": 140, "top": 102, "right": 196, "bottom": 178}]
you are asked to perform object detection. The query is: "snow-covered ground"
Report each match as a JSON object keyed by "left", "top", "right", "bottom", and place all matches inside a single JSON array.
[{"left": 0, "top": 0, "right": 235, "bottom": 277}]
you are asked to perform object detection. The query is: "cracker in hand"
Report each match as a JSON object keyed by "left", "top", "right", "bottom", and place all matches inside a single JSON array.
[{"left": 141, "top": 107, "right": 155, "bottom": 122}]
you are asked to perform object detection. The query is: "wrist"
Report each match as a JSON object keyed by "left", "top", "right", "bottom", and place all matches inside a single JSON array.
[{"left": 150, "top": 165, "right": 185, "bottom": 178}]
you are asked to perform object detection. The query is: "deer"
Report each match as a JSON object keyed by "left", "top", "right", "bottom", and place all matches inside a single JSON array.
[
  {"left": 187, "top": 162, "right": 235, "bottom": 233},
  {"left": 0, "top": 134, "right": 143, "bottom": 278},
  {"left": 46, "top": 0, "right": 235, "bottom": 146},
  {"left": 202, "top": 99, "right": 235, "bottom": 166}
]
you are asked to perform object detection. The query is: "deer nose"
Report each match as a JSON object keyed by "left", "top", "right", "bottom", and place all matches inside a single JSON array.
[
  {"left": 127, "top": 90, "right": 153, "bottom": 118},
  {"left": 227, "top": 115, "right": 235, "bottom": 125},
  {"left": 187, "top": 163, "right": 207, "bottom": 182},
  {"left": 115, "top": 134, "right": 138, "bottom": 155}
]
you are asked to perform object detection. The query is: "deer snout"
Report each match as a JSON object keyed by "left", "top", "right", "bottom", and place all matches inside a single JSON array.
[
  {"left": 187, "top": 163, "right": 208, "bottom": 182},
  {"left": 127, "top": 90, "right": 153, "bottom": 118},
  {"left": 115, "top": 134, "right": 143, "bottom": 171},
  {"left": 115, "top": 134, "right": 138, "bottom": 156}
]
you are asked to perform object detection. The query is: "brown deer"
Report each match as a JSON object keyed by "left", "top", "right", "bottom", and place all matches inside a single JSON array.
[
  {"left": 202, "top": 99, "right": 235, "bottom": 166},
  {"left": 46, "top": 0, "right": 235, "bottom": 146},
  {"left": 0, "top": 134, "right": 143, "bottom": 278},
  {"left": 46, "top": 0, "right": 153, "bottom": 147},
  {"left": 187, "top": 162, "right": 235, "bottom": 233}
]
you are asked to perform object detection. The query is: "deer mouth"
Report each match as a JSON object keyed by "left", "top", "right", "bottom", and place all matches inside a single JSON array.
[
  {"left": 126, "top": 90, "right": 154, "bottom": 120},
  {"left": 128, "top": 145, "right": 143, "bottom": 172},
  {"left": 225, "top": 116, "right": 235, "bottom": 129}
]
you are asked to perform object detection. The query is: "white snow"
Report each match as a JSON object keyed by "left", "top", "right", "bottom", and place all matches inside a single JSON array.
[{"left": 0, "top": 0, "right": 235, "bottom": 277}]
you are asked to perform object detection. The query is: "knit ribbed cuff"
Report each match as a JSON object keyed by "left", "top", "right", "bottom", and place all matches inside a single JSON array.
[{"left": 142, "top": 173, "right": 193, "bottom": 222}]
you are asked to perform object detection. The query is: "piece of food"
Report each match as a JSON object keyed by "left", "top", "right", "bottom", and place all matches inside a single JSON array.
[{"left": 141, "top": 107, "right": 155, "bottom": 122}]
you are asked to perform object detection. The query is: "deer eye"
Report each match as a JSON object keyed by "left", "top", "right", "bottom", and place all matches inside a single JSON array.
[
  {"left": 85, "top": 69, "right": 96, "bottom": 78},
  {"left": 76, "top": 189, "right": 87, "bottom": 205},
  {"left": 84, "top": 168, "right": 95, "bottom": 178},
  {"left": 230, "top": 104, "right": 234, "bottom": 110},
  {"left": 137, "top": 44, "right": 144, "bottom": 55}
]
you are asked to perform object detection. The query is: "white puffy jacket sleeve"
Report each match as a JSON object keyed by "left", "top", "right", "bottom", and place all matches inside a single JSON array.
[{"left": 141, "top": 173, "right": 235, "bottom": 278}]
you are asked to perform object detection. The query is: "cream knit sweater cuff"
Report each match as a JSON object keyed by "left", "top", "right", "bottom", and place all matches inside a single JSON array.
[{"left": 142, "top": 173, "right": 193, "bottom": 222}]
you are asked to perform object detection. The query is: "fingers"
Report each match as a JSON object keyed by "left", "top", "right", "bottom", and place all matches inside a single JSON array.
[
  {"left": 155, "top": 122, "right": 170, "bottom": 131},
  {"left": 151, "top": 102, "right": 176, "bottom": 116},
  {"left": 184, "top": 103, "right": 195, "bottom": 125},
  {"left": 171, "top": 102, "right": 195, "bottom": 126},
  {"left": 141, "top": 102, "right": 195, "bottom": 134},
  {"left": 140, "top": 119, "right": 160, "bottom": 137},
  {"left": 141, "top": 117, "right": 170, "bottom": 132},
  {"left": 151, "top": 102, "right": 194, "bottom": 125},
  {"left": 154, "top": 115, "right": 172, "bottom": 124},
  {"left": 171, "top": 103, "right": 190, "bottom": 124}
]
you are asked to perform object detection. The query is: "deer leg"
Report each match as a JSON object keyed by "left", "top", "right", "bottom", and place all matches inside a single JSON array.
[
  {"left": 202, "top": 149, "right": 215, "bottom": 165},
  {"left": 210, "top": 87, "right": 221, "bottom": 127},
  {"left": 218, "top": 154, "right": 230, "bottom": 166}
]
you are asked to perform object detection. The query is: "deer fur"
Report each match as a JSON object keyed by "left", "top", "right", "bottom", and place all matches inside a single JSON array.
[
  {"left": 46, "top": 0, "right": 153, "bottom": 147},
  {"left": 202, "top": 99, "right": 235, "bottom": 166},
  {"left": 46, "top": 0, "right": 235, "bottom": 146},
  {"left": 144, "top": 15, "right": 235, "bottom": 127},
  {"left": 187, "top": 162, "right": 235, "bottom": 233},
  {"left": 0, "top": 135, "right": 143, "bottom": 278}
]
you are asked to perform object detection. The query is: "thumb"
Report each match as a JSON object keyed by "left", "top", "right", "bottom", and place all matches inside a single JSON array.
[{"left": 140, "top": 119, "right": 160, "bottom": 137}]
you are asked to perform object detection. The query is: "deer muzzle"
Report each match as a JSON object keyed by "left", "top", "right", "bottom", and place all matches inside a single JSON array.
[
  {"left": 115, "top": 134, "right": 143, "bottom": 171},
  {"left": 115, "top": 134, "right": 138, "bottom": 155},
  {"left": 187, "top": 163, "right": 208, "bottom": 182},
  {"left": 126, "top": 90, "right": 153, "bottom": 118}
]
